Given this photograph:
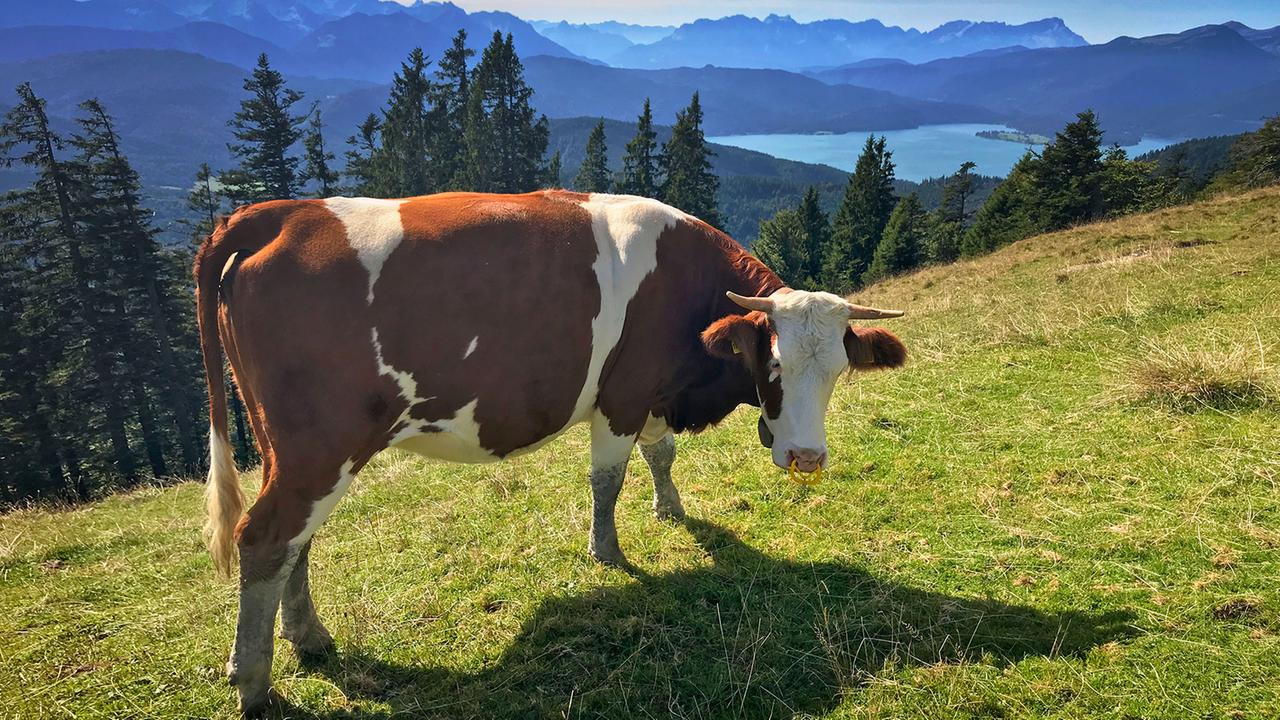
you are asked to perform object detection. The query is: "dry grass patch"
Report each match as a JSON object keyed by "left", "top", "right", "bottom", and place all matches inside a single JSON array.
[{"left": 1119, "top": 342, "right": 1276, "bottom": 412}]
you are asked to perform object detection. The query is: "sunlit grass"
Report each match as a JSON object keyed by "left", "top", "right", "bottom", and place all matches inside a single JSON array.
[{"left": 3, "top": 188, "right": 1280, "bottom": 719}]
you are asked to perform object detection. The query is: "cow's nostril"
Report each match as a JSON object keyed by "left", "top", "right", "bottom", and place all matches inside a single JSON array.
[{"left": 786, "top": 448, "right": 825, "bottom": 471}]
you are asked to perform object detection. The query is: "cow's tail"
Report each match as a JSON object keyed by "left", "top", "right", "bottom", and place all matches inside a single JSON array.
[{"left": 194, "top": 206, "right": 275, "bottom": 578}]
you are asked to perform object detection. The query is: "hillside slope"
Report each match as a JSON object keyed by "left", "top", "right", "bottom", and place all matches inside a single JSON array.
[{"left": 2, "top": 189, "right": 1279, "bottom": 718}]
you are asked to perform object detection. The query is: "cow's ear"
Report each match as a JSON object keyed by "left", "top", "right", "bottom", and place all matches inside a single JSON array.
[
  {"left": 844, "top": 326, "right": 907, "bottom": 370},
  {"left": 702, "top": 313, "right": 763, "bottom": 362}
]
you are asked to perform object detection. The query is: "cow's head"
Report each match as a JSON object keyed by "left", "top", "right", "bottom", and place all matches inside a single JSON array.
[{"left": 701, "top": 288, "right": 906, "bottom": 473}]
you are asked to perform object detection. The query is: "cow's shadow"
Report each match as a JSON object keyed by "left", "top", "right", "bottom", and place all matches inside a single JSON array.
[{"left": 286, "top": 517, "right": 1134, "bottom": 719}]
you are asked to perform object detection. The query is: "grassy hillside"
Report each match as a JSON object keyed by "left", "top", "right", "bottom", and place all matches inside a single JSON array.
[{"left": 3, "top": 189, "right": 1279, "bottom": 718}]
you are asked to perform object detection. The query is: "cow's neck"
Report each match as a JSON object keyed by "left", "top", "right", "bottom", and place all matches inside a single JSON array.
[{"left": 655, "top": 223, "right": 784, "bottom": 434}]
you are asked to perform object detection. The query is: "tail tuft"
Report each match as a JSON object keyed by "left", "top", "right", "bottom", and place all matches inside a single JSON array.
[{"left": 203, "top": 426, "right": 244, "bottom": 578}]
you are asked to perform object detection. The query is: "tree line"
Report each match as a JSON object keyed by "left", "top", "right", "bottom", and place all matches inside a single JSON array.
[{"left": 749, "top": 110, "right": 1249, "bottom": 293}]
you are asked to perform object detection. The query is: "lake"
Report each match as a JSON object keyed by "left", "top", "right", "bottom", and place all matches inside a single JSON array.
[{"left": 709, "top": 124, "right": 1179, "bottom": 182}]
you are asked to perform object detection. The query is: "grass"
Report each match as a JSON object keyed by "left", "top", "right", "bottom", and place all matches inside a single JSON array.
[{"left": 4, "top": 188, "right": 1280, "bottom": 719}]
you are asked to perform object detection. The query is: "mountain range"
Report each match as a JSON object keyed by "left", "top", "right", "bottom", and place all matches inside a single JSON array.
[
  {"left": 808, "top": 23, "right": 1280, "bottom": 141},
  {"left": 605, "top": 15, "right": 1087, "bottom": 70}
]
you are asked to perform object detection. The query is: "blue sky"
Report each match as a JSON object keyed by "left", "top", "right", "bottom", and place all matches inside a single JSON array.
[{"left": 428, "top": 1, "right": 1279, "bottom": 42}]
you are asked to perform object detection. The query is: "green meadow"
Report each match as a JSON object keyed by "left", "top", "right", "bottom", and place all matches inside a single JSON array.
[{"left": 3, "top": 188, "right": 1279, "bottom": 719}]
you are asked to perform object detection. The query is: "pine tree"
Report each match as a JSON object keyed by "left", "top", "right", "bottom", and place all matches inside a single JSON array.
[
  {"left": 221, "top": 54, "right": 306, "bottom": 204},
  {"left": 1029, "top": 109, "right": 1105, "bottom": 231},
  {"left": 795, "top": 186, "right": 829, "bottom": 288},
  {"left": 926, "top": 161, "right": 977, "bottom": 263},
  {"left": 70, "top": 98, "right": 203, "bottom": 475},
  {"left": 660, "top": 92, "right": 721, "bottom": 227},
  {"left": 751, "top": 209, "right": 809, "bottom": 287},
  {"left": 962, "top": 153, "right": 1037, "bottom": 256},
  {"left": 375, "top": 48, "right": 435, "bottom": 197},
  {"left": 343, "top": 113, "right": 382, "bottom": 196},
  {"left": 822, "top": 135, "right": 896, "bottom": 293},
  {"left": 1, "top": 83, "right": 137, "bottom": 494},
  {"left": 0, "top": 205, "right": 65, "bottom": 498},
  {"left": 299, "top": 103, "right": 340, "bottom": 197},
  {"left": 619, "top": 99, "right": 659, "bottom": 197},
  {"left": 574, "top": 119, "right": 611, "bottom": 193},
  {"left": 864, "top": 192, "right": 926, "bottom": 284},
  {"left": 543, "top": 150, "right": 563, "bottom": 188},
  {"left": 429, "top": 29, "right": 474, "bottom": 190},
  {"left": 1213, "top": 115, "right": 1280, "bottom": 190},
  {"left": 462, "top": 32, "right": 549, "bottom": 193}
]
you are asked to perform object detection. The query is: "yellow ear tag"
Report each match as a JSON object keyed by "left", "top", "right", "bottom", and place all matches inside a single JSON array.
[
  {"left": 789, "top": 459, "right": 823, "bottom": 486},
  {"left": 731, "top": 343, "right": 741, "bottom": 355}
]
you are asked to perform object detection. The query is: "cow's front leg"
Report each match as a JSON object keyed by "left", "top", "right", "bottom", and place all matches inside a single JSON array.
[
  {"left": 588, "top": 413, "right": 635, "bottom": 566},
  {"left": 640, "top": 433, "right": 684, "bottom": 521}
]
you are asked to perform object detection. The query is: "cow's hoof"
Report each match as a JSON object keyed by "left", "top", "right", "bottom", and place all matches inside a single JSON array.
[
  {"left": 589, "top": 544, "right": 628, "bottom": 567},
  {"left": 238, "top": 687, "right": 279, "bottom": 719},
  {"left": 282, "top": 625, "right": 336, "bottom": 659},
  {"left": 654, "top": 502, "right": 686, "bottom": 522}
]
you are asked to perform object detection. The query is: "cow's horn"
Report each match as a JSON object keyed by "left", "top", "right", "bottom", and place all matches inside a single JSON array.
[
  {"left": 847, "top": 302, "right": 904, "bottom": 320},
  {"left": 727, "top": 291, "right": 775, "bottom": 313}
]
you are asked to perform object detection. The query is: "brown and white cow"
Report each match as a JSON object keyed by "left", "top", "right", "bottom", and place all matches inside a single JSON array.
[{"left": 194, "top": 190, "right": 905, "bottom": 714}]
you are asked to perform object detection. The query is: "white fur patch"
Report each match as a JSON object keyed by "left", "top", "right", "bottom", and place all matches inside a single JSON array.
[
  {"left": 392, "top": 398, "right": 504, "bottom": 463},
  {"left": 463, "top": 336, "right": 478, "bottom": 359},
  {"left": 294, "top": 459, "right": 356, "bottom": 545},
  {"left": 761, "top": 290, "right": 852, "bottom": 468},
  {"left": 567, "top": 194, "right": 686, "bottom": 429},
  {"left": 325, "top": 196, "right": 407, "bottom": 304}
]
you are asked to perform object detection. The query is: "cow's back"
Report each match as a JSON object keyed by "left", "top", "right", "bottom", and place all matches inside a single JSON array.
[{"left": 223, "top": 190, "right": 682, "bottom": 463}]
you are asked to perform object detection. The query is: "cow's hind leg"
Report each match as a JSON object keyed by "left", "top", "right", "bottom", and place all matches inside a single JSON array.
[
  {"left": 640, "top": 433, "right": 684, "bottom": 522},
  {"left": 588, "top": 413, "right": 636, "bottom": 566},
  {"left": 229, "top": 462, "right": 354, "bottom": 716},
  {"left": 280, "top": 538, "right": 334, "bottom": 658}
]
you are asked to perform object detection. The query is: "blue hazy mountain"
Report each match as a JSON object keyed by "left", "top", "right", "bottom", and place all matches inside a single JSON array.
[
  {"left": 0, "top": 22, "right": 287, "bottom": 67},
  {"left": 528, "top": 21, "right": 637, "bottom": 61},
  {"left": 605, "top": 15, "right": 1086, "bottom": 69},
  {"left": 810, "top": 23, "right": 1280, "bottom": 140},
  {"left": 521, "top": 56, "right": 996, "bottom": 135},
  {"left": 528, "top": 20, "right": 678, "bottom": 61},
  {"left": 286, "top": 10, "right": 584, "bottom": 80}
]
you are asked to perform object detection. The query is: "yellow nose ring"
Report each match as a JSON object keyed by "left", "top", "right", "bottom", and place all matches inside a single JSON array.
[{"left": 789, "top": 459, "right": 823, "bottom": 486}]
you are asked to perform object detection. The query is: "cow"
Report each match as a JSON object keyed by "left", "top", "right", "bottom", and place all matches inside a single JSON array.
[{"left": 194, "top": 190, "right": 906, "bottom": 715}]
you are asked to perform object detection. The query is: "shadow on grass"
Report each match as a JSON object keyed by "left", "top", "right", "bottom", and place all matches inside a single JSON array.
[{"left": 283, "top": 518, "right": 1134, "bottom": 719}]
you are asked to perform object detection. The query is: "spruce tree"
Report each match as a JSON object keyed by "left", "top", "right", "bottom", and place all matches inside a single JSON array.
[
  {"left": 864, "top": 192, "right": 926, "bottom": 284},
  {"left": 221, "top": 54, "right": 306, "bottom": 204},
  {"left": 543, "top": 150, "right": 563, "bottom": 188},
  {"left": 962, "top": 153, "right": 1037, "bottom": 256},
  {"left": 795, "top": 186, "right": 829, "bottom": 287},
  {"left": 300, "top": 103, "right": 340, "bottom": 197},
  {"left": 660, "top": 92, "right": 721, "bottom": 227},
  {"left": 375, "top": 48, "right": 434, "bottom": 197},
  {"left": 0, "top": 205, "right": 65, "bottom": 498},
  {"left": 343, "top": 114, "right": 382, "bottom": 196},
  {"left": 751, "top": 208, "right": 809, "bottom": 287},
  {"left": 71, "top": 98, "right": 203, "bottom": 475},
  {"left": 1, "top": 83, "right": 137, "bottom": 492},
  {"left": 429, "top": 29, "right": 474, "bottom": 190},
  {"left": 1029, "top": 109, "right": 1105, "bottom": 231},
  {"left": 927, "top": 161, "right": 977, "bottom": 263},
  {"left": 822, "top": 135, "right": 896, "bottom": 293},
  {"left": 574, "top": 119, "right": 611, "bottom": 193},
  {"left": 619, "top": 98, "right": 659, "bottom": 197},
  {"left": 463, "top": 32, "right": 549, "bottom": 193}
]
